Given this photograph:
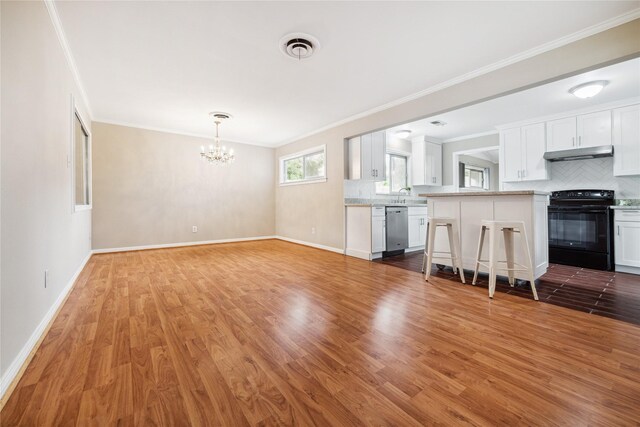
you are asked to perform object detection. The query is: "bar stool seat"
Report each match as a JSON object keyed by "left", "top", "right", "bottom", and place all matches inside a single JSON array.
[
  {"left": 471, "top": 220, "right": 539, "bottom": 300},
  {"left": 422, "top": 217, "right": 465, "bottom": 284}
]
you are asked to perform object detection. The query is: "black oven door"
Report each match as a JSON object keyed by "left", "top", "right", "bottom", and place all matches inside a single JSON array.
[{"left": 548, "top": 207, "right": 610, "bottom": 253}]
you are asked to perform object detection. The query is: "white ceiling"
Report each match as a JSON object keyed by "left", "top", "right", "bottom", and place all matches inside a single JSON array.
[
  {"left": 55, "top": 1, "right": 640, "bottom": 147},
  {"left": 387, "top": 57, "right": 640, "bottom": 142}
]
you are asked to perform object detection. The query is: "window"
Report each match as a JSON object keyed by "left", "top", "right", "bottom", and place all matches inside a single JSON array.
[
  {"left": 72, "top": 101, "right": 91, "bottom": 211},
  {"left": 461, "top": 164, "right": 489, "bottom": 190},
  {"left": 280, "top": 145, "right": 326, "bottom": 185},
  {"left": 376, "top": 153, "right": 408, "bottom": 194}
]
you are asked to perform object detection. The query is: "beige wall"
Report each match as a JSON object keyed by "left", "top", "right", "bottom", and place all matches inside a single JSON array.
[
  {"left": 1, "top": 1, "right": 92, "bottom": 383},
  {"left": 91, "top": 123, "right": 275, "bottom": 249},
  {"left": 275, "top": 19, "right": 640, "bottom": 250}
]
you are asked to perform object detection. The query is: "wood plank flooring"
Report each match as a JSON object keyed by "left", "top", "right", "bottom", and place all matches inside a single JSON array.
[
  {"left": 376, "top": 251, "right": 640, "bottom": 325},
  {"left": 2, "top": 239, "right": 640, "bottom": 425}
]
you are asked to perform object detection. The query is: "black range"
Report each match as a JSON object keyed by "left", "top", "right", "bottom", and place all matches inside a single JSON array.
[{"left": 548, "top": 189, "right": 615, "bottom": 271}]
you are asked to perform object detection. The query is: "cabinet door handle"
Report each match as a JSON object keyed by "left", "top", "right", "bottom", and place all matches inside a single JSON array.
[
  {"left": 578, "top": 136, "right": 581, "bottom": 146},
  {"left": 517, "top": 170, "right": 521, "bottom": 178},
  {"left": 572, "top": 137, "right": 575, "bottom": 147},
  {"left": 522, "top": 169, "right": 526, "bottom": 178},
  {"left": 617, "top": 225, "right": 620, "bottom": 236}
]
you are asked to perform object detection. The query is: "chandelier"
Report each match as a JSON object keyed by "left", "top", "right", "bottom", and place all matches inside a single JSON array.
[{"left": 200, "top": 112, "right": 234, "bottom": 165}]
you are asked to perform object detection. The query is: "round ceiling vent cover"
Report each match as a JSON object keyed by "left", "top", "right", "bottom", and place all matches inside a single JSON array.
[{"left": 279, "top": 33, "right": 320, "bottom": 60}]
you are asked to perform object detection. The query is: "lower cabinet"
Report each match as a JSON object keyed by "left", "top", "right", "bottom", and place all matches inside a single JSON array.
[
  {"left": 408, "top": 207, "right": 428, "bottom": 248},
  {"left": 615, "top": 210, "right": 640, "bottom": 274},
  {"left": 371, "top": 212, "right": 386, "bottom": 253}
]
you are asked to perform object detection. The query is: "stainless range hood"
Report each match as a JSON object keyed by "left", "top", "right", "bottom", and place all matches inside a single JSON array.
[{"left": 543, "top": 145, "right": 613, "bottom": 162}]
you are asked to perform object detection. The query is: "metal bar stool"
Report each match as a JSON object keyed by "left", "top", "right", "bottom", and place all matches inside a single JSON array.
[
  {"left": 422, "top": 217, "right": 466, "bottom": 284},
  {"left": 471, "top": 220, "right": 539, "bottom": 300}
]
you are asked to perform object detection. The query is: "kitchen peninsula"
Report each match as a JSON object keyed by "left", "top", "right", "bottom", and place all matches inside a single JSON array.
[{"left": 419, "top": 191, "right": 549, "bottom": 279}]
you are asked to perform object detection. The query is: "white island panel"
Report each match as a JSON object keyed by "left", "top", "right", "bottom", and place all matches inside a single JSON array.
[{"left": 421, "top": 191, "right": 549, "bottom": 279}]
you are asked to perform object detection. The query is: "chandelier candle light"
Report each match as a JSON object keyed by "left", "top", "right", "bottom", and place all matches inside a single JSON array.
[{"left": 200, "top": 112, "right": 235, "bottom": 165}]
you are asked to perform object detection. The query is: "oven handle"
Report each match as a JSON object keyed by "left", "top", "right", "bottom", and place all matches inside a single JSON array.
[{"left": 548, "top": 208, "right": 609, "bottom": 214}]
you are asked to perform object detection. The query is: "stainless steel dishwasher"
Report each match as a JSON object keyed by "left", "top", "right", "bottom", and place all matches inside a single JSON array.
[{"left": 385, "top": 206, "right": 408, "bottom": 255}]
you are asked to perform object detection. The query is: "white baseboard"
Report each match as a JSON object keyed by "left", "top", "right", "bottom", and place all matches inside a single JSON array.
[
  {"left": 406, "top": 246, "right": 425, "bottom": 253},
  {"left": 345, "top": 248, "right": 372, "bottom": 260},
  {"left": 615, "top": 264, "right": 640, "bottom": 275},
  {"left": 275, "top": 236, "right": 344, "bottom": 254},
  {"left": 0, "top": 251, "right": 92, "bottom": 402},
  {"left": 92, "top": 235, "right": 277, "bottom": 254}
]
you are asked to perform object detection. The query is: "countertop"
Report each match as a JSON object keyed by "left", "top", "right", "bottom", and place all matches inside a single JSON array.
[
  {"left": 611, "top": 205, "right": 640, "bottom": 210},
  {"left": 345, "top": 203, "right": 428, "bottom": 207},
  {"left": 418, "top": 190, "right": 549, "bottom": 198}
]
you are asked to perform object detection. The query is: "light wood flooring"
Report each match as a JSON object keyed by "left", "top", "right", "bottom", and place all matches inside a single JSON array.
[{"left": 2, "top": 239, "right": 640, "bottom": 425}]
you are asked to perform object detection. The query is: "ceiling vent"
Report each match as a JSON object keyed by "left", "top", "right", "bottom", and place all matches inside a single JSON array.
[
  {"left": 280, "top": 33, "right": 320, "bottom": 60},
  {"left": 430, "top": 120, "right": 447, "bottom": 127}
]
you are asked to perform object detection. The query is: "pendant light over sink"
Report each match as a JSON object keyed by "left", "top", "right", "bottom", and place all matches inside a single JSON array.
[{"left": 200, "top": 112, "right": 235, "bottom": 165}]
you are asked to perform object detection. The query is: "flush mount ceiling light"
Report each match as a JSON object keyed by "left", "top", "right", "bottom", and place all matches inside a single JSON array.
[
  {"left": 279, "top": 33, "right": 321, "bottom": 60},
  {"left": 395, "top": 130, "right": 412, "bottom": 139},
  {"left": 430, "top": 120, "right": 447, "bottom": 127},
  {"left": 200, "top": 112, "right": 234, "bottom": 165},
  {"left": 569, "top": 80, "right": 608, "bottom": 99}
]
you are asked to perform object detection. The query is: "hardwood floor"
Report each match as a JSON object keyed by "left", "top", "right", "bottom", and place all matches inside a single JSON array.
[
  {"left": 376, "top": 251, "right": 640, "bottom": 325},
  {"left": 2, "top": 239, "right": 640, "bottom": 425}
]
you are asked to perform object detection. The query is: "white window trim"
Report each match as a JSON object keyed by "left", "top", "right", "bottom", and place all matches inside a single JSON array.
[
  {"left": 375, "top": 151, "right": 411, "bottom": 195},
  {"left": 279, "top": 144, "right": 327, "bottom": 186},
  {"left": 70, "top": 95, "right": 92, "bottom": 212}
]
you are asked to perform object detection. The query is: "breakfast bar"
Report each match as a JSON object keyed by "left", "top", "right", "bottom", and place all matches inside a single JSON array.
[{"left": 419, "top": 191, "right": 549, "bottom": 279}]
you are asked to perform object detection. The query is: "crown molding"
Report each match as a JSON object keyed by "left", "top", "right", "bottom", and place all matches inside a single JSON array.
[
  {"left": 276, "top": 7, "right": 640, "bottom": 147},
  {"left": 92, "top": 119, "right": 273, "bottom": 148},
  {"left": 44, "top": 0, "right": 93, "bottom": 119}
]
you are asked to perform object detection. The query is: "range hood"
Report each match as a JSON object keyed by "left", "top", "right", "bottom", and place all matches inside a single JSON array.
[{"left": 543, "top": 145, "right": 613, "bottom": 162}]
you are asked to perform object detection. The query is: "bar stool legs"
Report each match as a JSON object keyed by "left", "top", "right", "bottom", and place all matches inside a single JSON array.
[
  {"left": 472, "top": 220, "right": 539, "bottom": 301},
  {"left": 423, "top": 217, "right": 465, "bottom": 284}
]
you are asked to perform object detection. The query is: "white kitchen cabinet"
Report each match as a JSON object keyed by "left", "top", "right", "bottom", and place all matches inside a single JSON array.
[
  {"left": 348, "top": 131, "right": 386, "bottom": 181},
  {"left": 411, "top": 138, "right": 442, "bottom": 186},
  {"left": 615, "top": 210, "right": 640, "bottom": 274},
  {"left": 346, "top": 206, "right": 387, "bottom": 260},
  {"left": 408, "top": 207, "right": 428, "bottom": 248},
  {"left": 521, "top": 123, "right": 548, "bottom": 181},
  {"left": 501, "top": 128, "right": 522, "bottom": 182},
  {"left": 613, "top": 104, "right": 640, "bottom": 176},
  {"left": 546, "top": 117, "right": 576, "bottom": 152},
  {"left": 371, "top": 131, "right": 386, "bottom": 181},
  {"left": 500, "top": 123, "right": 548, "bottom": 183},
  {"left": 546, "top": 111, "right": 612, "bottom": 152},
  {"left": 371, "top": 209, "right": 386, "bottom": 253},
  {"left": 577, "top": 110, "right": 612, "bottom": 148}
]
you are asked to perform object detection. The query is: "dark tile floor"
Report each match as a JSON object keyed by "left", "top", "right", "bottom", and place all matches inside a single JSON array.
[{"left": 375, "top": 252, "right": 640, "bottom": 325}]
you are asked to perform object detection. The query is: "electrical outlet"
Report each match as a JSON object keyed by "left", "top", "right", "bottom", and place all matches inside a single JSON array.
[
  {"left": 311, "top": 227, "right": 316, "bottom": 235},
  {"left": 192, "top": 226, "right": 198, "bottom": 233},
  {"left": 44, "top": 270, "right": 49, "bottom": 288}
]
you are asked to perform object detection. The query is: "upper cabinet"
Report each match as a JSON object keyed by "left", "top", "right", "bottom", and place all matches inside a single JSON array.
[
  {"left": 546, "top": 110, "right": 612, "bottom": 152},
  {"left": 578, "top": 110, "right": 612, "bottom": 148},
  {"left": 411, "top": 138, "right": 442, "bottom": 186},
  {"left": 546, "top": 117, "right": 576, "bottom": 152},
  {"left": 348, "top": 131, "right": 386, "bottom": 181},
  {"left": 500, "top": 123, "right": 549, "bottom": 182},
  {"left": 613, "top": 104, "right": 640, "bottom": 176}
]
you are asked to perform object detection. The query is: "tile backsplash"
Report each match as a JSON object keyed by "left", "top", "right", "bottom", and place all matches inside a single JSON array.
[
  {"left": 343, "top": 179, "right": 427, "bottom": 202},
  {"left": 502, "top": 157, "right": 640, "bottom": 198}
]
